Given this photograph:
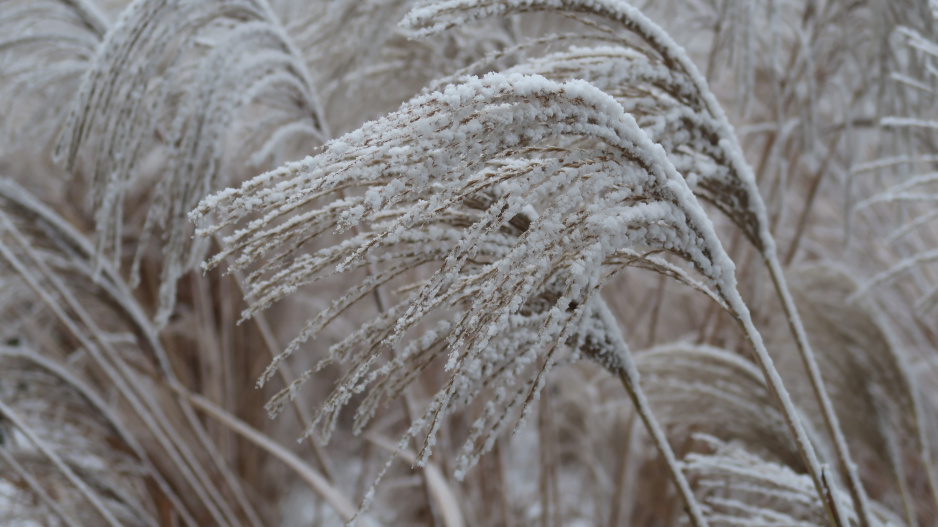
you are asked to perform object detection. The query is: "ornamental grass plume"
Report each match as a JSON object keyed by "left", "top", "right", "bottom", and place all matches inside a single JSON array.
[{"left": 194, "top": 67, "right": 844, "bottom": 525}]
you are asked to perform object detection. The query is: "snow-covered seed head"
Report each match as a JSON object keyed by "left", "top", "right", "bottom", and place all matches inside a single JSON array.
[{"left": 194, "top": 72, "right": 743, "bottom": 480}]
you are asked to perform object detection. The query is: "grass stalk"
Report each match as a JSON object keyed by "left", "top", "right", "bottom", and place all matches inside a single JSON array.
[
  {"left": 593, "top": 301, "right": 708, "bottom": 527},
  {"left": 725, "top": 284, "right": 848, "bottom": 527},
  {"left": 764, "top": 252, "right": 874, "bottom": 527}
]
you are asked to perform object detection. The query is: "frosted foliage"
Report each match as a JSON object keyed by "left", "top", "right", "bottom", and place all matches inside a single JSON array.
[
  {"left": 194, "top": 72, "right": 741, "bottom": 476},
  {"left": 6, "top": 0, "right": 938, "bottom": 525},
  {"left": 53, "top": 0, "right": 325, "bottom": 327},
  {"left": 192, "top": 3, "right": 861, "bottom": 520}
]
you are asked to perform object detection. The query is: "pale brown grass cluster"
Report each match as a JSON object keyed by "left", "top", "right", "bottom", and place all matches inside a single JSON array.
[{"left": 1, "top": 0, "right": 937, "bottom": 526}]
